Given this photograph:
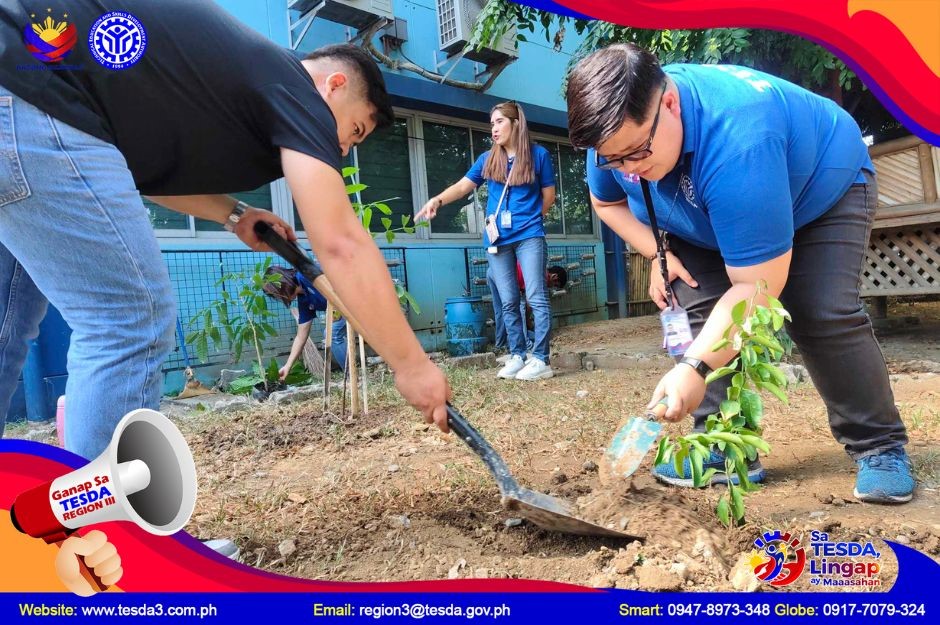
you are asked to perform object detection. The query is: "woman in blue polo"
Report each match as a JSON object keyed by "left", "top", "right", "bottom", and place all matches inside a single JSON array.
[{"left": 416, "top": 102, "right": 556, "bottom": 381}]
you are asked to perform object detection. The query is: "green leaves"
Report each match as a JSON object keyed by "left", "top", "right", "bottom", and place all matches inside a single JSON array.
[{"left": 661, "top": 282, "right": 788, "bottom": 526}]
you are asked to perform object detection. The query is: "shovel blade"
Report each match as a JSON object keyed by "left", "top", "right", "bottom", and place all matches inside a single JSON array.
[
  {"left": 504, "top": 488, "right": 642, "bottom": 540},
  {"left": 605, "top": 417, "right": 663, "bottom": 479}
]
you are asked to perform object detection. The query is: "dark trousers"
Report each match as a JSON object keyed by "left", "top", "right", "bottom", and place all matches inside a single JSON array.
[{"left": 668, "top": 172, "right": 907, "bottom": 459}]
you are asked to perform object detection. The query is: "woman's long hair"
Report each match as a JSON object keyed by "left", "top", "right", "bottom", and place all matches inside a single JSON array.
[
  {"left": 482, "top": 101, "right": 535, "bottom": 186},
  {"left": 262, "top": 266, "right": 299, "bottom": 306}
]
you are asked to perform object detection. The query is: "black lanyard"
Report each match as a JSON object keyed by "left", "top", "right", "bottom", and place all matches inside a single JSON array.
[{"left": 640, "top": 178, "right": 675, "bottom": 310}]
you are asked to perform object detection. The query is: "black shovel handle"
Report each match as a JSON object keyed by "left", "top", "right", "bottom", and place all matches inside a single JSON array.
[
  {"left": 254, "top": 222, "right": 366, "bottom": 333},
  {"left": 254, "top": 221, "right": 322, "bottom": 281},
  {"left": 446, "top": 404, "right": 516, "bottom": 491}
]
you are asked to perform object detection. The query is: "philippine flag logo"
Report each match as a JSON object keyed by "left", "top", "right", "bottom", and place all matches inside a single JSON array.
[{"left": 23, "top": 9, "right": 77, "bottom": 63}]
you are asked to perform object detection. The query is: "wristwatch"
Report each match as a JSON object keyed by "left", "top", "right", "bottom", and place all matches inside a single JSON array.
[
  {"left": 679, "top": 356, "right": 713, "bottom": 380},
  {"left": 223, "top": 200, "right": 249, "bottom": 232}
]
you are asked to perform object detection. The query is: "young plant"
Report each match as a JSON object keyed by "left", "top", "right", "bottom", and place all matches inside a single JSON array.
[
  {"left": 654, "top": 280, "right": 791, "bottom": 527},
  {"left": 342, "top": 166, "right": 423, "bottom": 313},
  {"left": 187, "top": 256, "right": 285, "bottom": 392}
]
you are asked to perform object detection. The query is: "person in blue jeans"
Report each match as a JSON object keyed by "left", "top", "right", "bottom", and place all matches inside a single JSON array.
[
  {"left": 490, "top": 263, "right": 569, "bottom": 355},
  {"left": 262, "top": 266, "right": 347, "bottom": 375},
  {"left": 487, "top": 264, "right": 528, "bottom": 354},
  {"left": 0, "top": 1, "right": 453, "bottom": 464},
  {"left": 566, "top": 43, "right": 914, "bottom": 503},
  {"left": 417, "top": 102, "right": 557, "bottom": 381}
]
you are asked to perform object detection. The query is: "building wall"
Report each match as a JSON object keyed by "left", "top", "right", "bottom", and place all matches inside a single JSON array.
[{"left": 9, "top": 1, "right": 609, "bottom": 418}]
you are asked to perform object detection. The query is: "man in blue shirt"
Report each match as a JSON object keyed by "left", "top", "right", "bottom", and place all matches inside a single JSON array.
[{"left": 566, "top": 43, "right": 913, "bottom": 503}]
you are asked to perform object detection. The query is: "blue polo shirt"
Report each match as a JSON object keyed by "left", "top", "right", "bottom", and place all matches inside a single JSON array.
[
  {"left": 295, "top": 273, "right": 328, "bottom": 324},
  {"left": 466, "top": 144, "right": 556, "bottom": 246},
  {"left": 587, "top": 64, "right": 873, "bottom": 267}
]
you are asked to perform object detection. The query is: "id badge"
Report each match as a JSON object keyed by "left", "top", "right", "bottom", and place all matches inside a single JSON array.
[
  {"left": 500, "top": 210, "right": 512, "bottom": 228},
  {"left": 661, "top": 305, "right": 694, "bottom": 357},
  {"left": 484, "top": 214, "right": 500, "bottom": 245}
]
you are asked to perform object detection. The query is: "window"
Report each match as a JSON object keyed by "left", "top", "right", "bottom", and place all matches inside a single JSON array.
[
  {"left": 424, "top": 121, "right": 473, "bottom": 234},
  {"left": 146, "top": 185, "right": 274, "bottom": 235},
  {"left": 543, "top": 144, "right": 564, "bottom": 235},
  {"left": 355, "top": 118, "right": 413, "bottom": 234},
  {"left": 557, "top": 144, "right": 593, "bottom": 235},
  {"left": 470, "top": 129, "right": 493, "bottom": 222},
  {"left": 537, "top": 142, "right": 594, "bottom": 237}
]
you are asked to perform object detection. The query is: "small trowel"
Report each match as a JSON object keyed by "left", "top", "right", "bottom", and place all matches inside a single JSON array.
[{"left": 604, "top": 398, "right": 669, "bottom": 480}]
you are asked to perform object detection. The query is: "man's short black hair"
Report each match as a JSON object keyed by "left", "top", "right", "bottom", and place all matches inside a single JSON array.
[
  {"left": 305, "top": 43, "right": 394, "bottom": 130},
  {"left": 566, "top": 43, "right": 666, "bottom": 149}
]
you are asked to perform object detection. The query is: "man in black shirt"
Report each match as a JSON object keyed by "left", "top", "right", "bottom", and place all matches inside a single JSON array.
[{"left": 0, "top": 0, "right": 451, "bottom": 460}]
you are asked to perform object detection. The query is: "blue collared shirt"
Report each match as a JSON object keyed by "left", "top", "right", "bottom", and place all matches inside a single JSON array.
[
  {"left": 587, "top": 64, "right": 873, "bottom": 266},
  {"left": 466, "top": 144, "right": 556, "bottom": 246}
]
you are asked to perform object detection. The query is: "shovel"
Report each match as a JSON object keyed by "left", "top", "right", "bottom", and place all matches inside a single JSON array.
[
  {"left": 254, "top": 222, "right": 640, "bottom": 540},
  {"left": 604, "top": 398, "right": 669, "bottom": 480}
]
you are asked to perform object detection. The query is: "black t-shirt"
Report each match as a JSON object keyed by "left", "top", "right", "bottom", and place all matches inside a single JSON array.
[{"left": 0, "top": 0, "right": 341, "bottom": 194}]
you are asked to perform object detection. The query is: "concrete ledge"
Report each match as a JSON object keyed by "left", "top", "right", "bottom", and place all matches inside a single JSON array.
[{"left": 444, "top": 352, "right": 497, "bottom": 370}]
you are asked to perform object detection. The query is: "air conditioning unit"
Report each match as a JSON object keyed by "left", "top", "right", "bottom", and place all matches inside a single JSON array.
[
  {"left": 293, "top": 0, "right": 393, "bottom": 31},
  {"left": 436, "top": 0, "right": 518, "bottom": 64}
]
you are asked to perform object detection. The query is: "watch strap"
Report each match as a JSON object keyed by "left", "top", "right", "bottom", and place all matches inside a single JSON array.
[
  {"left": 679, "top": 356, "right": 712, "bottom": 380},
  {"left": 224, "top": 200, "right": 249, "bottom": 232}
]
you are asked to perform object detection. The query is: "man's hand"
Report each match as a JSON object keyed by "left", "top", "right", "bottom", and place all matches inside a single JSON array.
[
  {"left": 393, "top": 357, "right": 452, "bottom": 433},
  {"left": 646, "top": 363, "right": 706, "bottom": 422},
  {"left": 55, "top": 530, "right": 122, "bottom": 597},
  {"left": 278, "top": 364, "right": 290, "bottom": 381},
  {"left": 649, "top": 250, "right": 698, "bottom": 309},
  {"left": 415, "top": 197, "right": 441, "bottom": 222},
  {"left": 234, "top": 208, "right": 296, "bottom": 251}
]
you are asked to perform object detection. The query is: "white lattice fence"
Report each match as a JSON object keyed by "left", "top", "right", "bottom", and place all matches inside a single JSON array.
[{"left": 861, "top": 224, "right": 940, "bottom": 297}]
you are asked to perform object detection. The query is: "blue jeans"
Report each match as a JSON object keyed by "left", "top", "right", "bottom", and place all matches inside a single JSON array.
[
  {"left": 329, "top": 317, "right": 348, "bottom": 371},
  {"left": 0, "top": 86, "right": 176, "bottom": 460},
  {"left": 487, "top": 237, "right": 551, "bottom": 362},
  {"left": 486, "top": 266, "right": 528, "bottom": 352}
]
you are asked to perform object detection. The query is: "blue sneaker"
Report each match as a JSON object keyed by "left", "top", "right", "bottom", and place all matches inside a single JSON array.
[
  {"left": 653, "top": 450, "right": 765, "bottom": 487},
  {"left": 854, "top": 447, "right": 915, "bottom": 503}
]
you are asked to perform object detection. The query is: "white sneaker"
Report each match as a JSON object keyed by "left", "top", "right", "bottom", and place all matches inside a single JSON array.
[
  {"left": 202, "top": 539, "right": 240, "bottom": 561},
  {"left": 497, "top": 355, "right": 526, "bottom": 379},
  {"left": 515, "top": 357, "right": 553, "bottom": 381}
]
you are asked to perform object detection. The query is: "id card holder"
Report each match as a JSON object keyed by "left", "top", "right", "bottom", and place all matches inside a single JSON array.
[
  {"left": 484, "top": 214, "right": 500, "bottom": 245},
  {"left": 500, "top": 210, "right": 512, "bottom": 228},
  {"left": 660, "top": 305, "right": 694, "bottom": 357}
]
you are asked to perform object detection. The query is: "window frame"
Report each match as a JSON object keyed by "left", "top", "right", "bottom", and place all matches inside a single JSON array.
[{"left": 150, "top": 109, "right": 599, "bottom": 244}]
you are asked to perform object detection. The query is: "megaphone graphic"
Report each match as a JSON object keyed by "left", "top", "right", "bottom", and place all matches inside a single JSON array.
[{"left": 9, "top": 409, "right": 197, "bottom": 591}]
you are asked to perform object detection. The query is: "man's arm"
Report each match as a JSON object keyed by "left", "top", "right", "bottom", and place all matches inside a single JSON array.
[
  {"left": 649, "top": 250, "right": 792, "bottom": 421},
  {"left": 281, "top": 148, "right": 451, "bottom": 429},
  {"left": 146, "top": 194, "right": 296, "bottom": 250},
  {"left": 684, "top": 252, "right": 791, "bottom": 369},
  {"left": 591, "top": 193, "right": 698, "bottom": 305},
  {"left": 591, "top": 194, "right": 658, "bottom": 258}
]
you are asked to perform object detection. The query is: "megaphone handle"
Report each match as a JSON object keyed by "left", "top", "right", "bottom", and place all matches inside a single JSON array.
[{"left": 55, "top": 539, "right": 108, "bottom": 593}]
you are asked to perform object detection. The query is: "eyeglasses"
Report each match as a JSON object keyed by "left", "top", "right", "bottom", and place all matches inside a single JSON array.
[{"left": 594, "top": 81, "right": 667, "bottom": 171}]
